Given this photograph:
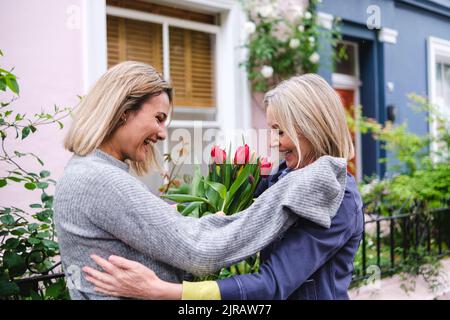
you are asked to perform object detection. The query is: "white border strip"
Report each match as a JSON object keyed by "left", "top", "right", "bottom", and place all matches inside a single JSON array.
[{"left": 82, "top": 0, "right": 107, "bottom": 93}]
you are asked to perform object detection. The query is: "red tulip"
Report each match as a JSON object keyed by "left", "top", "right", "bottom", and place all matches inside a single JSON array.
[
  {"left": 260, "top": 157, "right": 273, "bottom": 176},
  {"left": 211, "top": 145, "right": 226, "bottom": 164},
  {"left": 234, "top": 144, "right": 250, "bottom": 164}
]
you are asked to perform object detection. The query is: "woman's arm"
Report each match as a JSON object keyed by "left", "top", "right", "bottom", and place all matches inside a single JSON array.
[
  {"left": 89, "top": 156, "right": 346, "bottom": 276},
  {"left": 84, "top": 195, "right": 357, "bottom": 301},
  {"left": 83, "top": 254, "right": 223, "bottom": 299},
  {"left": 83, "top": 255, "right": 182, "bottom": 299}
]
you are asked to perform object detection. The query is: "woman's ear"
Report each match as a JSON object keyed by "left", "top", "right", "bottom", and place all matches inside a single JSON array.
[{"left": 121, "top": 111, "right": 129, "bottom": 125}]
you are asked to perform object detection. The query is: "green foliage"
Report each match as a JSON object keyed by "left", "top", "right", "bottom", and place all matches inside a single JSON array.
[
  {"left": 0, "top": 52, "right": 72, "bottom": 299},
  {"left": 240, "top": 0, "right": 344, "bottom": 92},
  {"left": 351, "top": 93, "right": 450, "bottom": 292},
  {"left": 350, "top": 94, "right": 450, "bottom": 215}
]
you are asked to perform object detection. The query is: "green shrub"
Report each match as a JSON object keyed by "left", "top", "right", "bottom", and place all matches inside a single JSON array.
[{"left": 0, "top": 51, "right": 71, "bottom": 299}]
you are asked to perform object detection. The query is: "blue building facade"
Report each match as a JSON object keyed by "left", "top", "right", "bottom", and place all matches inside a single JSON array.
[{"left": 317, "top": 0, "right": 450, "bottom": 179}]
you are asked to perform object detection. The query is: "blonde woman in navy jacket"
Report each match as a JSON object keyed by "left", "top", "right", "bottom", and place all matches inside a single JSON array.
[{"left": 83, "top": 74, "right": 364, "bottom": 300}]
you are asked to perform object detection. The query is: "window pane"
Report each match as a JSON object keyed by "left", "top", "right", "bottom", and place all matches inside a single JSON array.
[
  {"left": 107, "top": 16, "right": 163, "bottom": 72},
  {"left": 335, "top": 43, "right": 356, "bottom": 76},
  {"left": 169, "top": 26, "right": 215, "bottom": 109},
  {"left": 436, "top": 62, "right": 443, "bottom": 98},
  {"left": 435, "top": 62, "right": 450, "bottom": 119},
  {"left": 444, "top": 64, "right": 450, "bottom": 114}
]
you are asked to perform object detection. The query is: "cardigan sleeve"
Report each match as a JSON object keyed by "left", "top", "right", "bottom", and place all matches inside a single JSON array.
[
  {"left": 87, "top": 169, "right": 299, "bottom": 276},
  {"left": 182, "top": 281, "right": 221, "bottom": 300}
]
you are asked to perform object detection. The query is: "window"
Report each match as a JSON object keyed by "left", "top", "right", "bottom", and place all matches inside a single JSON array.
[
  {"left": 435, "top": 62, "right": 450, "bottom": 118},
  {"left": 169, "top": 26, "right": 215, "bottom": 109},
  {"left": 335, "top": 42, "right": 356, "bottom": 76},
  {"left": 106, "top": 0, "right": 224, "bottom": 189},
  {"left": 107, "top": 16, "right": 163, "bottom": 71},
  {"left": 106, "top": 0, "right": 217, "bottom": 117},
  {"left": 428, "top": 36, "right": 450, "bottom": 159}
]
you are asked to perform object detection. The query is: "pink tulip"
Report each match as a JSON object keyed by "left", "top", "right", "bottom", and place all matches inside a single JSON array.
[
  {"left": 234, "top": 144, "right": 250, "bottom": 164},
  {"left": 211, "top": 146, "right": 226, "bottom": 164},
  {"left": 260, "top": 157, "right": 273, "bottom": 176}
]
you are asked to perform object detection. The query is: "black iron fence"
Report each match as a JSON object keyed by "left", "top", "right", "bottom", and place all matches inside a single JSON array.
[
  {"left": 351, "top": 205, "right": 450, "bottom": 285},
  {"left": 6, "top": 205, "right": 450, "bottom": 299}
]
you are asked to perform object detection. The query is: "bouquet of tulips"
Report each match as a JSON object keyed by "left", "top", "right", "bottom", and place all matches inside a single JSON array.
[{"left": 162, "top": 144, "right": 273, "bottom": 279}]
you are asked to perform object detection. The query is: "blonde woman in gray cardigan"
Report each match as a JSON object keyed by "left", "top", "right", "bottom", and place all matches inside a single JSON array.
[{"left": 54, "top": 61, "right": 347, "bottom": 300}]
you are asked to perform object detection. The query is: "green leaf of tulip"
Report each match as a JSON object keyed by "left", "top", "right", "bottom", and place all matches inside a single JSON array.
[
  {"left": 161, "top": 194, "right": 212, "bottom": 206},
  {"left": 191, "top": 165, "right": 205, "bottom": 197},
  {"left": 180, "top": 201, "right": 203, "bottom": 216},
  {"left": 204, "top": 180, "right": 227, "bottom": 200},
  {"left": 224, "top": 165, "right": 252, "bottom": 211}
]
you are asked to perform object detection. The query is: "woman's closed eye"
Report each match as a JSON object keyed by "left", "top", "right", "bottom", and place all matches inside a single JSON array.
[{"left": 156, "top": 114, "right": 167, "bottom": 124}]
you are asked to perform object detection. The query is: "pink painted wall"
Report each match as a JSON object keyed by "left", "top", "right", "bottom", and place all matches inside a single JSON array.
[
  {"left": 0, "top": 0, "right": 84, "bottom": 209},
  {"left": 0, "top": 0, "right": 310, "bottom": 209}
]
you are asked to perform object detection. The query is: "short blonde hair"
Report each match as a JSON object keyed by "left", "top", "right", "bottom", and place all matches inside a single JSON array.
[
  {"left": 264, "top": 74, "right": 354, "bottom": 167},
  {"left": 64, "top": 61, "right": 172, "bottom": 175}
]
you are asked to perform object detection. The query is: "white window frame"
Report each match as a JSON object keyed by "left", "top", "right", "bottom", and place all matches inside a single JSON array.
[
  {"left": 105, "top": 5, "right": 220, "bottom": 115},
  {"left": 83, "top": 0, "right": 250, "bottom": 132},
  {"left": 82, "top": 0, "right": 108, "bottom": 94},
  {"left": 332, "top": 40, "right": 363, "bottom": 181},
  {"left": 428, "top": 36, "right": 450, "bottom": 159},
  {"left": 82, "top": 0, "right": 251, "bottom": 176}
]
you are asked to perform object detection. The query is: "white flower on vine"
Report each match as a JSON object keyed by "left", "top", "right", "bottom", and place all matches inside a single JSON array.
[
  {"left": 291, "top": 5, "right": 304, "bottom": 18},
  {"left": 243, "top": 21, "right": 256, "bottom": 35},
  {"left": 258, "top": 5, "right": 275, "bottom": 18},
  {"left": 304, "top": 11, "right": 312, "bottom": 20},
  {"left": 317, "top": 0, "right": 323, "bottom": 3},
  {"left": 309, "top": 36, "right": 316, "bottom": 43},
  {"left": 309, "top": 52, "right": 320, "bottom": 64},
  {"left": 298, "top": 24, "right": 305, "bottom": 32},
  {"left": 289, "top": 38, "right": 300, "bottom": 49},
  {"left": 261, "top": 65, "right": 274, "bottom": 78}
]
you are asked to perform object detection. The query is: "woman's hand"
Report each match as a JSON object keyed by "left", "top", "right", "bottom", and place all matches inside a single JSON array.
[{"left": 83, "top": 254, "right": 182, "bottom": 300}]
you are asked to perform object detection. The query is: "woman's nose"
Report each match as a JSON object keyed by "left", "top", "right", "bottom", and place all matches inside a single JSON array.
[
  {"left": 158, "top": 128, "right": 167, "bottom": 141},
  {"left": 270, "top": 132, "right": 280, "bottom": 148}
]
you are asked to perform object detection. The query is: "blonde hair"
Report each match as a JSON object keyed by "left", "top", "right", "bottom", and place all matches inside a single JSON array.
[
  {"left": 264, "top": 73, "right": 354, "bottom": 167},
  {"left": 64, "top": 61, "right": 172, "bottom": 175}
]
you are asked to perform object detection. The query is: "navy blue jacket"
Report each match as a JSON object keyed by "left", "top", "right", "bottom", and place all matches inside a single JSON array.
[{"left": 217, "top": 162, "right": 364, "bottom": 300}]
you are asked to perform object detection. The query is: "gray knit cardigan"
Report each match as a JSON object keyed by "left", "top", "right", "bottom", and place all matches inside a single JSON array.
[{"left": 53, "top": 149, "right": 347, "bottom": 299}]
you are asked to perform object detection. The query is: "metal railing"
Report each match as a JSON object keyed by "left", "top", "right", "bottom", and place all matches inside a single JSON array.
[{"left": 351, "top": 205, "right": 450, "bottom": 285}]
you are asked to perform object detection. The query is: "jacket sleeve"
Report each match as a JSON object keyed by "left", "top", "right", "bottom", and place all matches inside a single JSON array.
[{"left": 217, "top": 198, "right": 359, "bottom": 300}]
